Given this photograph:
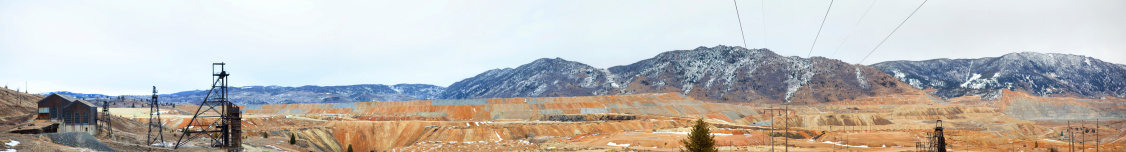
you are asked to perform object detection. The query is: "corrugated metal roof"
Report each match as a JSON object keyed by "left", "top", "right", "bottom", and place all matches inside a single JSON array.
[{"left": 52, "top": 94, "right": 79, "bottom": 102}]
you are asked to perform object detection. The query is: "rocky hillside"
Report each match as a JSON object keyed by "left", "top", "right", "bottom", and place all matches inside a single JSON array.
[
  {"left": 439, "top": 58, "right": 617, "bottom": 99},
  {"left": 163, "top": 84, "right": 445, "bottom": 105},
  {"left": 440, "top": 45, "right": 915, "bottom": 103},
  {"left": 871, "top": 52, "right": 1126, "bottom": 99},
  {"left": 0, "top": 87, "right": 41, "bottom": 128}
]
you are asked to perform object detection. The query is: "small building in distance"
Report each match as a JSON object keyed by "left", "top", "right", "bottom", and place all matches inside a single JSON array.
[{"left": 36, "top": 94, "right": 98, "bottom": 135}]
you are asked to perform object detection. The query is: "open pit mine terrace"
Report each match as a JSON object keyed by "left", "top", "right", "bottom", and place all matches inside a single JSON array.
[{"left": 112, "top": 92, "right": 1126, "bottom": 152}]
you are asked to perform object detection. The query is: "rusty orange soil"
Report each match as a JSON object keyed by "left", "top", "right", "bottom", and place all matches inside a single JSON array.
[{"left": 123, "top": 92, "right": 1125, "bottom": 152}]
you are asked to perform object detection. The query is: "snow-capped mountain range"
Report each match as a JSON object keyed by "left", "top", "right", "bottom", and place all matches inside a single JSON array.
[
  {"left": 45, "top": 46, "right": 1125, "bottom": 104},
  {"left": 871, "top": 52, "right": 1126, "bottom": 99},
  {"left": 440, "top": 45, "right": 914, "bottom": 104},
  {"left": 160, "top": 84, "right": 444, "bottom": 104}
]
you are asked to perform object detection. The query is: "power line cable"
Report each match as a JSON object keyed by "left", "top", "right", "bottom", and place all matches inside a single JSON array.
[
  {"left": 734, "top": 0, "right": 748, "bottom": 47},
  {"left": 760, "top": 0, "right": 768, "bottom": 48},
  {"left": 807, "top": 0, "right": 835, "bottom": 58},
  {"left": 858, "top": 0, "right": 928, "bottom": 64},
  {"left": 829, "top": 0, "right": 878, "bottom": 58}
]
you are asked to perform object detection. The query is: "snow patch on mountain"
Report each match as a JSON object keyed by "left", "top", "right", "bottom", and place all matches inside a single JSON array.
[
  {"left": 855, "top": 66, "right": 869, "bottom": 89},
  {"left": 960, "top": 73, "right": 982, "bottom": 88},
  {"left": 782, "top": 58, "right": 816, "bottom": 101},
  {"left": 873, "top": 52, "right": 1126, "bottom": 99}
]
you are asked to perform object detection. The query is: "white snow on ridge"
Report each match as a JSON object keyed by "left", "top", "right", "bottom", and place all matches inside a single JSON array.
[
  {"left": 855, "top": 67, "right": 869, "bottom": 89},
  {"left": 892, "top": 70, "right": 906, "bottom": 79},
  {"left": 959, "top": 73, "right": 1001, "bottom": 89},
  {"left": 4, "top": 140, "right": 17, "bottom": 147},
  {"left": 782, "top": 59, "right": 815, "bottom": 101},
  {"left": 960, "top": 73, "right": 982, "bottom": 88},
  {"left": 890, "top": 70, "right": 923, "bottom": 89}
]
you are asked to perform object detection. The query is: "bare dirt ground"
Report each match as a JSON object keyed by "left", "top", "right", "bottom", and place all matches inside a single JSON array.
[{"left": 3, "top": 90, "right": 1124, "bottom": 151}]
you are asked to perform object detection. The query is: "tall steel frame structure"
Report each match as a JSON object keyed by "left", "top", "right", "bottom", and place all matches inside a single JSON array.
[
  {"left": 147, "top": 86, "right": 165, "bottom": 145},
  {"left": 917, "top": 120, "right": 947, "bottom": 152},
  {"left": 174, "top": 63, "right": 241, "bottom": 151},
  {"left": 99, "top": 97, "right": 113, "bottom": 139}
]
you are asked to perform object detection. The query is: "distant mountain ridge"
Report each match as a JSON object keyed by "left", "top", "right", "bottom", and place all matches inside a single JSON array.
[
  {"left": 438, "top": 58, "right": 618, "bottom": 99},
  {"left": 871, "top": 52, "right": 1126, "bottom": 99},
  {"left": 163, "top": 84, "right": 445, "bottom": 104},
  {"left": 40, "top": 91, "right": 112, "bottom": 99},
  {"left": 50, "top": 84, "right": 446, "bottom": 105},
  {"left": 43, "top": 47, "right": 1126, "bottom": 104},
  {"left": 440, "top": 45, "right": 915, "bottom": 104}
]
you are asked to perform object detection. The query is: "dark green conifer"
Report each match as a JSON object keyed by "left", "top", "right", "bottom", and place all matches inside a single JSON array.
[{"left": 680, "top": 119, "right": 718, "bottom": 152}]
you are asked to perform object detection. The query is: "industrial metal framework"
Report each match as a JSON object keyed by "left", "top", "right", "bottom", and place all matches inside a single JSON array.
[
  {"left": 174, "top": 63, "right": 241, "bottom": 151},
  {"left": 98, "top": 97, "right": 113, "bottom": 139},
  {"left": 916, "top": 120, "right": 947, "bottom": 152},
  {"left": 147, "top": 86, "right": 165, "bottom": 145}
]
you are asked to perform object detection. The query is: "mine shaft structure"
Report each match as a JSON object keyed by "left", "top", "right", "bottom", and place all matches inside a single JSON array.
[
  {"left": 917, "top": 120, "right": 947, "bottom": 152},
  {"left": 98, "top": 97, "right": 114, "bottom": 139},
  {"left": 174, "top": 63, "right": 242, "bottom": 151},
  {"left": 147, "top": 86, "right": 165, "bottom": 145}
]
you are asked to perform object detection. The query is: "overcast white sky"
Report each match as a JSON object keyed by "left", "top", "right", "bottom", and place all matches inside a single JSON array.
[{"left": 2, "top": 0, "right": 1124, "bottom": 95}]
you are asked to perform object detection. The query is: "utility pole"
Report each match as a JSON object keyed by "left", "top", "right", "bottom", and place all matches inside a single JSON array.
[
  {"left": 763, "top": 107, "right": 787, "bottom": 152},
  {"left": 784, "top": 103, "right": 789, "bottom": 152},
  {"left": 830, "top": 125, "right": 835, "bottom": 151},
  {"left": 1069, "top": 120, "right": 1074, "bottom": 152},
  {"left": 761, "top": 105, "right": 789, "bottom": 152}
]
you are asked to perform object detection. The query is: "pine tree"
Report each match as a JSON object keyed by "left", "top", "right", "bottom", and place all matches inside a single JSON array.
[
  {"left": 263, "top": 132, "right": 269, "bottom": 138},
  {"left": 680, "top": 119, "right": 718, "bottom": 152},
  {"left": 289, "top": 133, "right": 296, "bottom": 145},
  {"left": 347, "top": 144, "right": 353, "bottom": 152}
]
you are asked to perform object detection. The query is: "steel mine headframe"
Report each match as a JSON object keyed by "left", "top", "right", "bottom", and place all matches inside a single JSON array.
[{"left": 173, "top": 63, "right": 242, "bottom": 151}]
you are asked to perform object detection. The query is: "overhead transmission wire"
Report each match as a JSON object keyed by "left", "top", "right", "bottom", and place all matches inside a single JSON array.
[
  {"left": 806, "top": 0, "right": 834, "bottom": 58},
  {"left": 733, "top": 0, "right": 748, "bottom": 48},
  {"left": 794, "top": 1, "right": 838, "bottom": 151},
  {"left": 759, "top": 0, "right": 768, "bottom": 49},
  {"left": 829, "top": 0, "right": 878, "bottom": 58},
  {"left": 858, "top": 0, "right": 928, "bottom": 64}
]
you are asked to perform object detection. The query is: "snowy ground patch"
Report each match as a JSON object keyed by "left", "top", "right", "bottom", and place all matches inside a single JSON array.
[
  {"left": 607, "top": 142, "right": 630, "bottom": 147},
  {"left": 652, "top": 131, "right": 733, "bottom": 136},
  {"left": 150, "top": 142, "right": 174, "bottom": 147},
  {"left": 3, "top": 140, "right": 16, "bottom": 147},
  {"left": 821, "top": 141, "right": 869, "bottom": 148},
  {"left": 2, "top": 140, "right": 17, "bottom": 152}
]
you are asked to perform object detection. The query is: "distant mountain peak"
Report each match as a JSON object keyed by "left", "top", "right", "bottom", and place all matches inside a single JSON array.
[
  {"left": 157, "top": 83, "right": 445, "bottom": 104},
  {"left": 442, "top": 46, "right": 913, "bottom": 104},
  {"left": 873, "top": 52, "right": 1126, "bottom": 99}
]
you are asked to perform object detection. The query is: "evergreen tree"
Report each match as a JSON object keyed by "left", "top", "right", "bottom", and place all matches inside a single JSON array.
[
  {"left": 680, "top": 119, "right": 717, "bottom": 152},
  {"left": 263, "top": 132, "right": 269, "bottom": 138},
  {"left": 289, "top": 133, "right": 296, "bottom": 145},
  {"left": 347, "top": 144, "right": 353, "bottom": 152}
]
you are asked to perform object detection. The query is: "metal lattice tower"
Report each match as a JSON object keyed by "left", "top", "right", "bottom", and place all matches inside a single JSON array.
[
  {"left": 174, "top": 63, "right": 242, "bottom": 151},
  {"left": 100, "top": 98, "right": 112, "bottom": 139},
  {"left": 932, "top": 120, "right": 946, "bottom": 152},
  {"left": 147, "top": 86, "right": 165, "bottom": 145},
  {"left": 918, "top": 120, "right": 948, "bottom": 152}
]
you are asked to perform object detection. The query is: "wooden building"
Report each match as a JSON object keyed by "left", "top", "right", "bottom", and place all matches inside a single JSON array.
[{"left": 36, "top": 94, "right": 98, "bottom": 134}]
